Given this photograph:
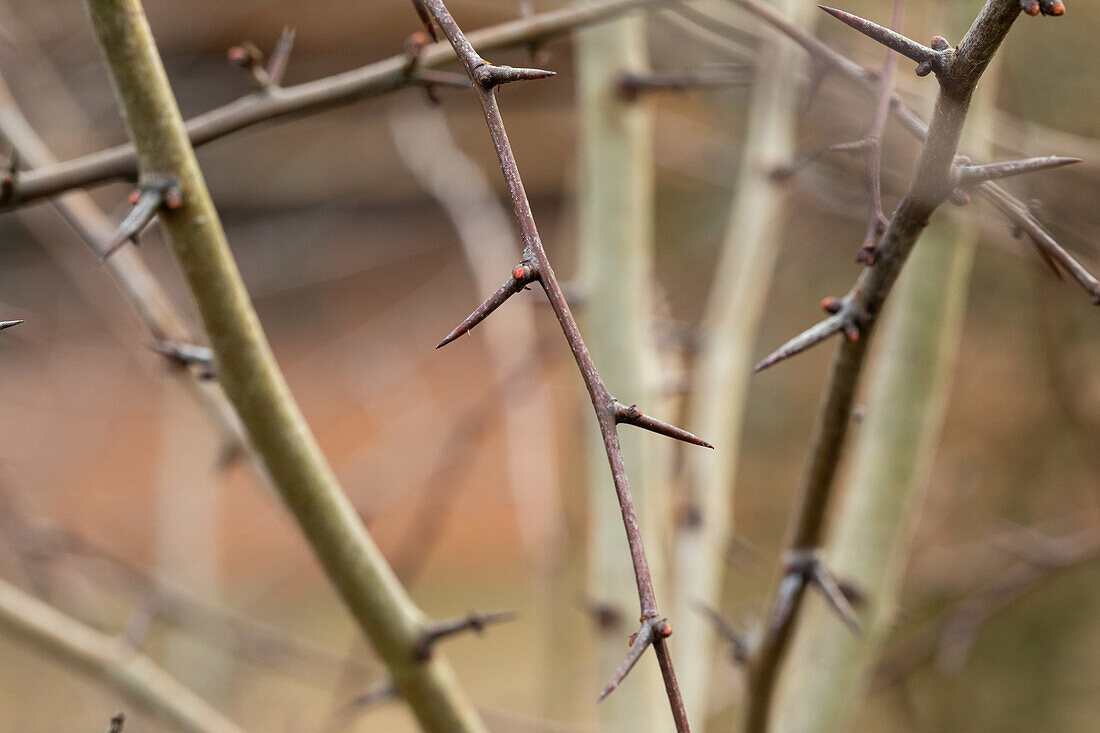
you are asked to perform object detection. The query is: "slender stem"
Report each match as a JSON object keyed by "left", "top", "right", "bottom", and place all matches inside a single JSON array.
[
  {"left": 2, "top": 0, "right": 659, "bottom": 209},
  {"left": 82, "top": 1, "right": 485, "bottom": 731},
  {"left": 744, "top": 3, "right": 1026, "bottom": 731},
  {"left": 0, "top": 577, "right": 244, "bottom": 733},
  {"left": 421, "top": 0, "right": 690, "bottom": 727}
]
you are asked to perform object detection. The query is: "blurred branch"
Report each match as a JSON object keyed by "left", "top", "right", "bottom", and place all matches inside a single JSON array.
[
  {"left": 670, "top": 0, "right": 816, "bottom": 725},
  {"left": 0, "top": 71, "right": 252, "bottom": 464},
  {"left": 744, "top": 3, "right": 1058, "bottom": 731},
  {"left": 1, "top": 0, "right": 661, "bottom": 209},
  {"left": 873, "top": 526, "right": 1100, "bottom": 692},
  {"left": 575, "top": 12, "right": 667, "bottom": 731},
  {"left": 0, "top": 577, "right": 244, "bottom": 733},
  {"left": 730, "top": 0, "right": 1098, "bottom": 304},
  {"left": 422, "top": 0, "right": 706, "bottom": 727},
  {"left": 83, "top": 1, "right": 486, "bottom": 730}
]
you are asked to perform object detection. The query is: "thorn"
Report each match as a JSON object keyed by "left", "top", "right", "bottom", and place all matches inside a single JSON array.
[
  {"left": 754, "top": 296, "right": 866, "bottom": 373},
  {"left": 436, "top": 262, "right": 538, "bottom": 348},
  {"left": 410, "top": 0, "right": 439, "bottom": 41},
  {"left": 613, "top": 400, "right": 714, "bottom": 449},
  {"left": 475, "top": 62, "right": 556, "bottom": 89},
  {"left": 598, "top": 617, "right": 671, "bottom": 701},
  {"left": 99, "top": 180, "right": 182, "bottom": 262},
  {"left": 768, "top": 570, "right": 808, "bottom": 633},
  {"left": 106, "top": 712, "right": 126, "bottom": 733},
  {"left": 149, "top": 340, "right": 215, "bottom": 373},
  {"left": 695, "top": 604, "right": 750, "bottom": 664},
  {"left": 415, "top": 610, "right": 515, "bottom": 660},
  {"left": 818, "top": 6, "right": 945, "bottom": 74},
  {"left": 955, "top": 156, "right": 1081, "bottom": 186},
  {"left": 809, "top": 562, "right": 862, "bottom": 633},
  {"left": 0, "top": 320, "right": 23, "bottom": 331},
  {"left": 265, "top": 27, "right": 296, "bottom": 87}
]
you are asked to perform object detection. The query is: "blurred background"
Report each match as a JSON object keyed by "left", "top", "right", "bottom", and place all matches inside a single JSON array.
[{"left": 0, "top": 0, "right": 1097, "bottom": 731}]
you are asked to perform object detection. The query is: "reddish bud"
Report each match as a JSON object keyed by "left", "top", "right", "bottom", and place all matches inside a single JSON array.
[
  {"left": 930, "top": 36, "right": 950, "bottom": 51},
  {"left": 821, "top": 297, "right": 843, "bottom": 314},
  {"left": 128, "top": 191, "right": 141, "bottom": 205},
  {"left": 655, "top": 620, "right": 673, "bottom": 638},
  {"left": 164, "top": 189, "right": 184, "bottom": 210},
  {"left": 512, "top": 265, "right": 528, "bottom": 280},
  {"left": 1021, "top": 0, "right": 1041, "bottom": 15}
]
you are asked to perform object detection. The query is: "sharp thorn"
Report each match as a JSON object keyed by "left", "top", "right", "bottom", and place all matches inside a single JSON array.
[
  {"left": 410, "top": 0, "right": 439, "bottom": 41},
  {"left": 265, "top": 26, "right": 296, "bottom": 86},
  {"left": 768, "top": 571, "right": 808, "bottom": 633},
  {"left": 476, "top": 63, "right": 556, "bottom": 89},
  {"left": 598, "top": 619, "right": 665, "bottom": 702},
  {"left": 956, "top": 156, "right": 1081, "bottom": 186},
  {"left": 100, "top": 182, "right": 179, "bottom": 262},
  {"left": 818, "top": 6, "right": 939, "bottom": 68},
  {"left": 614, "top": 400, "right": 714, "bottom": 449},
  {"left": 753, "top": 312, "right": 848, "bottom": 373},
  {"left": 106, "top": 712, "right": 126, "bottom": 733},
  {"left": 436, "top": 263, "right": 537, "bottom": 348},
  {"left": 809, "top": 562, "right": 862, "bottom": 634},
  {"left": 0, "top": 320, "right": 23, "bottom": 331}
]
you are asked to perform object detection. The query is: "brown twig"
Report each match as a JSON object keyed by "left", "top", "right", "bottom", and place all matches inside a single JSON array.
[
  {"left": 742, "top": 4, "right": 1060, "bottom": 731},
  {"left": 0, "top": 0, "right": 660, "bottom": 210},
  {"left": 420, "top": 0, "right": 698, "bottom": 727},
  {"left": 730, "top": 0, "right": 1097, "bottom": 303}
]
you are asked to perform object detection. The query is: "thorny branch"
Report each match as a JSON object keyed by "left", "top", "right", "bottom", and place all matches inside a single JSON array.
[
  {"left": 420, "top": 0, "right": 703, "bottom": 728},
  {"left": 729, "top": 0, "right": 1098, "bottom": 308},
  {"left": 0, "top": 0, "right": 659, "bottom": 210},
  {"left": 741, "top": 3, "right": 1079, "bottom": 731}
]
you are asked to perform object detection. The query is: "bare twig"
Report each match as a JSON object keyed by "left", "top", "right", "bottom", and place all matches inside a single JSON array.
[
  {"left": 730, "top": 0, "right": 1098, "bottom": 303},
  {"left": 616, "top": 67, "right": 753, "bottom": 100},
  {"left": 83, "top": 1, "right": 486, "bottom": 729},
  {"left": 742, "top": 4, "right": 1063, "bottom": 731},
  {"left": 1, "top": 0, "right": 660, "bottom": 209},
  {"left": 421, "top": 0, "right": 698, "bottom": 727}
]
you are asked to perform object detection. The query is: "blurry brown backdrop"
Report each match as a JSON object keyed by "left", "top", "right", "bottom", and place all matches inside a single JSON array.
[{"left": 0, "top": 1, "right": 1097, "bottom": 731}]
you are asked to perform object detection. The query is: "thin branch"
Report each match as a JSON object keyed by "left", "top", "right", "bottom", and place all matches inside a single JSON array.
[
  {"left": 1, "top": 0, "right": 660, "bottom": 209},
  {"left": 743, "top": 4, "right": 1052, "bottom": 731},
  {"left": 420, "top": 0, "right": 699, "bottom": 727},
  {"left": 0, "top": 577, "right": 244, "bottom": 733},
  {"left": 731, "top": 0, "right": 1098, "bottom": 303},
  {"left": 83, "top": 1, "right": 486, "bottom": 730},
  {"left": 617, "top": 67, "right": 753, "bottom": 100}
]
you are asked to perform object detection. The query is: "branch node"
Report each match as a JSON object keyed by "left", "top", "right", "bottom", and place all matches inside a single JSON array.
[
  {"left": 227, "top": 41, "right": 275, "bottom": 89},
  {"left": 612, "top": 399, "right": 714, "bottom": 449},
  {"left": 776, "top": 549, "right": 862, "bottom": 634}
]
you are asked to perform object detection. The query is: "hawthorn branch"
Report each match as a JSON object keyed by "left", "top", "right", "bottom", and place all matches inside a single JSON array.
[
  {"left": 730, "top": 0, "right": 1098, "bottom": 303},
  {"left": 82, "top": 1, "right": 486, "bottom": 730},
  {"left": 1, "top": 0, "right": 660, "bottom": 210},
  {"left": 743, "top": 3, "right": 1050, "bottom": 731},
  {"left": 421, "top": 0, "right": 700, "bottom": 727}
]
